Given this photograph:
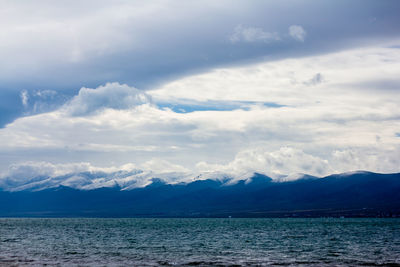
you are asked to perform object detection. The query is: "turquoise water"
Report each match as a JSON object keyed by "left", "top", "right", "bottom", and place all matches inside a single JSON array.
[{"left": 0, "top": 218, "right": 399, "bottom": 266}]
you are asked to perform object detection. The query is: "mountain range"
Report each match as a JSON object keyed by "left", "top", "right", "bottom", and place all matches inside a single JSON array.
[{"left": 0, "top": 171, "right": 399, "bottom": 217}]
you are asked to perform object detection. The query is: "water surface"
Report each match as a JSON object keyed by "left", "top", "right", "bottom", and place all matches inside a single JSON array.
[{"left": 0, "top": 218, "right": 399, "bottom": 266}]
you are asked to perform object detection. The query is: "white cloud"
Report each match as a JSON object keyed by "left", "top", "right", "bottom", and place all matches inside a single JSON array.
[
  {"left": 196, "top": 147, "right": 332, "bottom": 180},
  {"left": 64, "top": 82, "right": 153, "bottom": 116},
  {"left": 34, "top": 89, "right": 57, "bottom": 98},
  {"left": 197, "top": 146, "right": 400, "bottom": 181},
  {"left": 331, "top": 148, "right": 400, "bottom": 174},
  {"left": 0, "top": 160, "right": 192, "bottom": 191},
  {"left": 141, "top": 158, "right": 190, "bottom": 174},
  {"left": 150, "top": 44, "right": 400, "bottom": 106},
  {"left": 2, "top": 144, "right": 399, "bottom": 191},
  {"left": 0, "top": 161, "right": 106, "bottom": 191},
  {"left": 20, "top": 90, "right": 29, "bottom": 108},
  {"left": 230, "top": 25, "right": 280, "bottom": 43},
  {"left": 289, "top": 25, "right": 306, "bottom": 42},
  {"left": 0, "top": 44, "right": 399, "bottom": 179}
]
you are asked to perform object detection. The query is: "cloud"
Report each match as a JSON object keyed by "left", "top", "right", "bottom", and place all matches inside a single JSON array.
[
  {"left": 331, "top": 148, "right": 400, "bottom": 174},
  {"left": 0, "top": 161, "right": 102, "bottom": 191},
  {"left": 289, "top": 25, "right": 306, "bottom": 42},
  {"left": 230, "top": 25, "right": 280, "bottom": 43},
  {"left": 0, "top": 160, "right": 192, "bottom": 191},
  {"left": 150, "top": 44, "right": 400, "bottom": 106},
  {"left": 17, "top": 89, "right": 69, "bottom": 116},
  {"left": 197, "top": 146, "right": 400, "bottom": 181},
  {"left": 2, "top": 161, "right": 92, "bottom": 181},
  {"left": 2, "top": 145, "right": 399, "bottom": 191},
  {"left": 196, "top": 147, "right": 332, "bottom": 179},
  {"left": 0, "top": 44, "right": 399, "bottom": 178},
  {"left": 64, "top": 82, "right": 153, "bottom": 116},
  {"left": 1, "top": 1, "right": 398, "bottom": 93},
  {"left": 141, "top": 159, "right": 190, "bottom": 174},
  {"left": 1, "top": 1, "right": 399, "bottom": 128},
  {"left": 304, "top": 73, "right": 324, "bottom": 86},
  {"left": 34, "top": 90, "right": 57, "bottom": 98},
  {"left": 20, "top": 90, "right": 29, "bottom": 108}
]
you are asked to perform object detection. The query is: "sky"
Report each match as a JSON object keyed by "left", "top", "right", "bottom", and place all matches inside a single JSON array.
[{"left": 0, "top": 0, "right": 400, "bottom": 189}]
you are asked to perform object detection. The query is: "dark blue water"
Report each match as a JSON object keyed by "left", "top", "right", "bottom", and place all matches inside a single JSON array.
[{"left": 0, "top": 218, "right": 399, "bottom": 266}]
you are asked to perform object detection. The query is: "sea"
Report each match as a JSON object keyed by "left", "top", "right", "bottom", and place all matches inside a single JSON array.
[{"left": 0, "top": 218, "right": 399, "bottom": 266}]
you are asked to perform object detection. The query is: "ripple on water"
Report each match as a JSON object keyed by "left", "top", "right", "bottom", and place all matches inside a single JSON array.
[{"left": 0, "top": 218, "right": 399, "bottom": 266}]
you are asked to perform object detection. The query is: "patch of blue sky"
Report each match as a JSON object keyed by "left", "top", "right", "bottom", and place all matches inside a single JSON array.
[{"left": 157, "top": 101, "right": 285, "bottom": 113}]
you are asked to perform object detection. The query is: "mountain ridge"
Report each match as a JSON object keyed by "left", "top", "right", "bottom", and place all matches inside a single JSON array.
[{"left": 0, "top": 171, "right": 399, "bottom": 217}]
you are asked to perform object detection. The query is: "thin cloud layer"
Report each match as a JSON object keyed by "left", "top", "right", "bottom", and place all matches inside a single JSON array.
[
  {"left": 289, "top": 25, "right": 306, "bottom": 42},
  {"left": 230, "top": 25, "right": 280, "bottom": 43}
]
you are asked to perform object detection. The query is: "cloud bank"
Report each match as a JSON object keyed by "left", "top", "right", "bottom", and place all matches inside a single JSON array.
[
  {"left": 1, "top": 144, "right": 399, "bottom": 191},
  {"left": 0, "top": 161, "right": 191, "bottom": 191},
  {"left": 0, "top": 42, "right": 399, "bottom": 188},
  {"left": 1, "top": 1, "right": 399, "bottom": 127}
]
